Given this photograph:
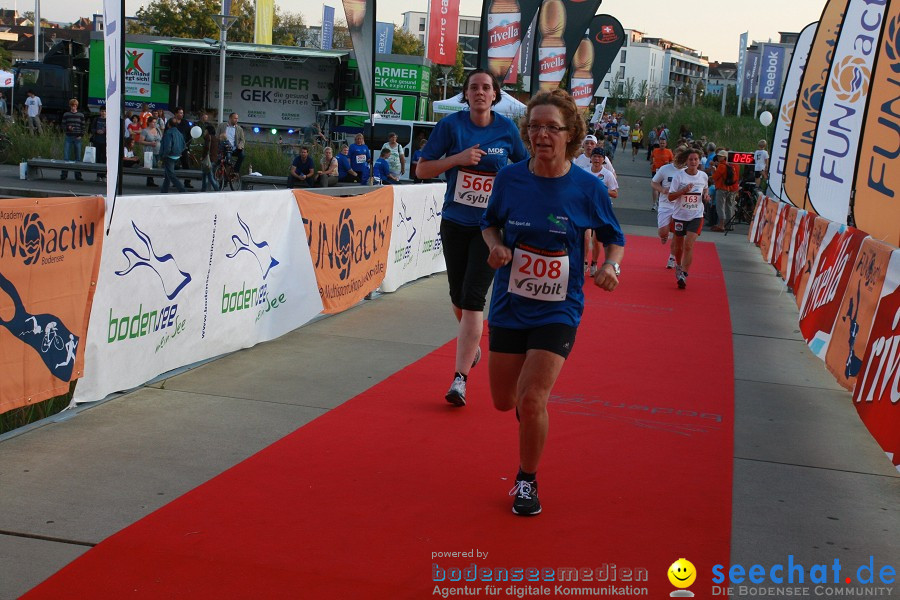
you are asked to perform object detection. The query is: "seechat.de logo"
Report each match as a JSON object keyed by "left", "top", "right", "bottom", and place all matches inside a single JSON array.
[
  {"left": 115, "top": 221, "right": 192, "bottom": 300},
  {"left": 225, "top": 213, "right": 279, "bottom": 280}
]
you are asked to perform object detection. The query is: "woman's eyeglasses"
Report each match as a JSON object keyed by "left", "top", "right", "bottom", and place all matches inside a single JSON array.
[{"left": 526, "top": 124, "right": 569, "bottom": 135}]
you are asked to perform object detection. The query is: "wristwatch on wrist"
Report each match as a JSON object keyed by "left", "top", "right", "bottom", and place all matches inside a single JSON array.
[{"left": 602, "top": 260, "right": 621, "bottom": 276}]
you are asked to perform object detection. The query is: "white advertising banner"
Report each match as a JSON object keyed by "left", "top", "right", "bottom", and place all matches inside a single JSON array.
[
  {"left": 125, "top": 46, "right": 153, "bottom": 97},
  {"left": 381, "top": 184, "right": 447, "bottom": 293},
  {"left": 211, "top": 57, "right": 334, "bottom": 127},
  {"left": 806, "top": 0, "right": 888, "bottom": 223},
  {"left": 73, "top": 190, "right": 323, "bottom": 404},
  {"left": 770, "top": 22, "right": 817, "bottom": 203}
]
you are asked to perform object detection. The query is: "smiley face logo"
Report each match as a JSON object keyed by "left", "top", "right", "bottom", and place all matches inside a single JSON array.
[{"left": 668, "top": 558, "right": 697, "bottom": 589}]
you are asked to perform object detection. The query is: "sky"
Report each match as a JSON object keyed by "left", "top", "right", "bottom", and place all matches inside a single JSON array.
[{"left": 30, "top": 0, "right": 824, "bottom": 63}]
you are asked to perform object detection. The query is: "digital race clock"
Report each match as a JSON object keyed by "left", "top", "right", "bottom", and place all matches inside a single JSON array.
[{"left": 728, "top": 151, "right": 755, "bottom": 165}]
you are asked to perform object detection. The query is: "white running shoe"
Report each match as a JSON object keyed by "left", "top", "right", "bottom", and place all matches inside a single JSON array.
[{"left": 666, "top": 256, "right": 676, "bottom": 269}]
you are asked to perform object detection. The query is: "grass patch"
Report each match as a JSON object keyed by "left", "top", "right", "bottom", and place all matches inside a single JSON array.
[
  {"left": 623, "top": 104, "right": 771, "bottom": 152},
  {"left": 2, "top": 119, "right": 67, "bottom": 163},
  {"left": 0, "top": 384, "right": 74, "bottom": 435}
]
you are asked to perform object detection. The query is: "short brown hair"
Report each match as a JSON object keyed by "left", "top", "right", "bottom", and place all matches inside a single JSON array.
[
  {"left": 519, "top": 89, "right": 585, "bottom": 161},
  {"left": 68, "top": 98, "right": 78, "bottom": 107}
]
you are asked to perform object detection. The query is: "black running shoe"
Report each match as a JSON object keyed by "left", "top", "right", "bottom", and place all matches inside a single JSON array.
[
  {"left": 445, "top": 375, "right": 466, "bottom": 407},
  {"left": 510, "top": 479, "right": 541, "bottom": 516}
]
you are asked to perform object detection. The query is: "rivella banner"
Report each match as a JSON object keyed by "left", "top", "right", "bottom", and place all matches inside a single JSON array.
[
  {"left": 478, "top": 0, "right": 544, "bottom": 83},
  {"left": 825, "top": 237, "right": 894, "bottom": 391},
  {"left": 798, "top": 226, "right": 868, "bottom": 360},
  {"left": 852, "top": 246, "right": 900, "bottom": 470},
  {"left": 783, "top": 0, "right": 851, "bottom": 212},
  {"left": 530, "top": 0, "right": 602, "bottom": 96},
  {"left": 569, "top": 14, "right": 624, "bottom": 112},
  {"left": 852, "top": 9, "right": 900, "bottom": 245},
  {"left": 806, "top": 0, "right": 889, "bottom": 224},
  {"left": 72, "top": 190, "right": 323, "bottom": 405},
  {"left": 0, "top": 197, "right": 104, "bottom": 414},
  {"left": 295, "top": 187, "right": 393, "bottom": 314},
  {"left": 769, "top": 22, "right": 817, "bottom": 204},
  {"left": 381, "top": 184, "right": 447, "bottom": 293}
]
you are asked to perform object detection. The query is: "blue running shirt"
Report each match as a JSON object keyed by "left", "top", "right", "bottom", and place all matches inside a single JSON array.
[
  {"left": 481, "top": 161, "right": 625, "bottom": 329},
  {"left": 423, "top": 111, "right": 528, "bottom": 227},
  {"left": 348, "top": 143, "right": 371, "bottom": 183}
]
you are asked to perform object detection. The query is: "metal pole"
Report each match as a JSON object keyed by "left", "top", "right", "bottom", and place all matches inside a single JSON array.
[
  {"left": 721, "top": 84, "right": 727, "bottom": 116},
  {"left": 218, "top": 26, "right": 226, "bottom": 123},
  {"left": 33, "top": 0, "right": 39, "bottom": 60}
]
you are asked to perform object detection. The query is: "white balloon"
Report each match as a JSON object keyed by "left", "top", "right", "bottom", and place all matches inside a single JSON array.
[
  {"left": 190, "top": 125, "right": 202, "bottom": 139},
  {"left": 759, "top": 111, "right": 773, "bottom": 127}
]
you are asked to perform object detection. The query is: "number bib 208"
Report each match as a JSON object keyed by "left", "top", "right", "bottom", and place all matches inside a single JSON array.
[
  {"left": 453, "top": 169, "right": 495, "bottom": 208},
  {"left": 508, "top": 245, "right": 569, "bottom": 302}
]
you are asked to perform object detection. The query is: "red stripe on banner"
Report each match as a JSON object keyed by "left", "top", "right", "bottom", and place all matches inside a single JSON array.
[{"left": 427, "top": 0, "right": 460, "bottom": 66}]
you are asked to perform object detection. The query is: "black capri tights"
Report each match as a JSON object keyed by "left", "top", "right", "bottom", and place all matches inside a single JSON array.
[{"left": 439, "top": 219, "right": 496, "bottom": 312}]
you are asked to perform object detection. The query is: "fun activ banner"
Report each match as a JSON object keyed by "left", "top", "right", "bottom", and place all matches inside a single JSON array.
[
  {"left": 806, "top": 0, "right": 889, "bottom": 223},
  {"left": 427, "top": 0, "right": 459, "bottom": 66},
  {"left": 530, "top": 0, "right": 603, "bottom": 96},
  {"left": 73, "top": 190, "right": 323, "bottom": 405},
  {"left": 784, "top": 0, "right": 851, "bottom": 212},
  {"left": 770, "top": 202, "right": 791, "bottom": 267},
  {"left": 749, "top": 194, "right": 766, "bottom": 244},
  {"left": 769, "top": 22, "right": 817, "bottom": 203},
  {"left": 758, "top": 199, "right": 783, "bottom": 263},
  {"left": 569, "top": 14, "right": 624, "bottom": 112},
  {"left": 851, "top": 246, "right": 900, "bottom": 469},
  {"left": 295, "top": 187, "right": 393, "bottom": 314},
  {"left": 381, "top": 184, "right": 447, "bottom": 294},
  {"left": 343, "top": 0, "right": 376, "bottom": 114},
  {"left": 825, "top": 237, "right": 894, "bottom": 391},
  {"left": 478, "top": 0, "right": 544, "bottom": 82},
  {"left": 852, "top": 8, "right": 900, "bottom": 244},
  {"left": 799, "top": 226, "right": 868, "bottom": 359},
  {"left": 1, "top": 197, "right": 104, "bottom": 414}
]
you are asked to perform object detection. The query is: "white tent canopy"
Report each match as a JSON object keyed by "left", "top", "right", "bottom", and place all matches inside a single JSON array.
[{"left": 432, "top": 90, "right": 527, "bottom": 120}]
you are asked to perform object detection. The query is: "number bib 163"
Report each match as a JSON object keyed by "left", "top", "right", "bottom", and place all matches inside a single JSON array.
[
  {"left": 508, "top": 245, "right": 569, "bottom": 302},
  {"left": 453, "top": 168, "right": 495, "bottom": 208},
  {"left": 682, "top": 193, "right": 701, "bottom": 211}
]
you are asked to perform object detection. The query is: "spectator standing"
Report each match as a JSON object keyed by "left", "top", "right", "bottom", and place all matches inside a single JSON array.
[
  {"left": 90, "top": 108, "right": 107, "bottom": 182},
  {"left": 381, "top": 132, "right": 406, "bottom": 180},
  {"left": 411, "top": 138, "right": 427, "bottom": 182},
  {"left": 24, "top": 90, "right": 42, "bottom": 134},
  {"left": 201, "top": 124, "right": 219, "bottom": 192},
  {"left": 216, "top": 112, "right": 246, "bottom": 175},
  {"left": 159, "top": 120, "right": 187, "bottom": 193},
  {"left": 711, "top": 150, "right": 740, "bottom": 232},
  {"left": 142, "top": 116, "right": 163, "bottom": 187},
  {"left": 348, "top": 133, "right": 372, "bottom": 184},
  {"left": 173, "top": 107, "right": 194, "bottom": 188},
  {"left": 0, "top": 91, "right": 7, "bottom": 120},
  {"left": 60, "top": 98, "right": 85, "bottom": 181},
  {"left": 754, "top": 139, "right": 769, "bottom": 186}
]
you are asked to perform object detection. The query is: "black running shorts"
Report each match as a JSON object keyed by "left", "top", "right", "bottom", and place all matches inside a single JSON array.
[
  {"left": 673, "top": 217, "right": 703, "bottom": 237},
  {"left": 440, "top": 219, "right": 496, "bottom": 312},
  {"left": 489, "top": 323, "right": 578, "bottom": 359}
]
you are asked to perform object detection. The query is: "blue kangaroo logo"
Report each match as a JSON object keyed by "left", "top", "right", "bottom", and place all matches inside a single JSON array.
[
  {"left": 226, "top": 213, "right": 279, "bottom": 280},
  {"left": 115, "top": 221, "right": 192, "bottom": 300}
]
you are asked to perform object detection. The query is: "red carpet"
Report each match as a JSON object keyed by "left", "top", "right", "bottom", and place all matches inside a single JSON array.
[{"left": 24, "top": 236, "right": 733, "bottom": 599}]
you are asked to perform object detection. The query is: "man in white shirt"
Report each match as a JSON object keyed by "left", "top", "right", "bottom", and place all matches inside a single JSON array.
[
  {"left": 618, "top": 121, "right": 630, "bottom": 150},
  {"left": 573, "top": 135, "right": 598, "bottom": 171},
  {"left": 754, "top": 139, "right": 770, "bottom": 186},
  {"left": 216, "top": 112, "right": 246, "bottom": 173},
  {"left": 24, "top": 90, "right": 42, "bottom": 134}
]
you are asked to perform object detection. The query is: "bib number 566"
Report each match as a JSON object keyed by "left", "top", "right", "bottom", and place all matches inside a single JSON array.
[{"left": 462, "top": 174, "right": 492, "bottom": 193}]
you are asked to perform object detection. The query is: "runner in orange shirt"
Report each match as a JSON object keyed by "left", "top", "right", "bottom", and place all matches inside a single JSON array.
[{"left": 650, "top": 139, "right": 674, "bottom": 211}]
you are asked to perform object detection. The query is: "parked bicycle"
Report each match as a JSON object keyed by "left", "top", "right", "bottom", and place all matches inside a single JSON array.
[{"left": 214, "top": 141, "right": 242, "bottom": 191}]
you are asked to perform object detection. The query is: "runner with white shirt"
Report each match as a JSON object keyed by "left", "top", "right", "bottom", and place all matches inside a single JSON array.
[
  {"left": 651, "top": 150, "right": 685, "bottom": 269},
  {"left": 586, "top": 147, "right": 620, "bottom": 275},
  {"left": 666, "top": 147, "right": 709, "bottom": 289},
  {"left": 573, "top": 135, "right": 597, "bottom": 171}
]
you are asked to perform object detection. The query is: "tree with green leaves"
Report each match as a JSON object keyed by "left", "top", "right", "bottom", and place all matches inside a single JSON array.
[{"left": 391, "top": 26, "right": 423, "bottom": 55}]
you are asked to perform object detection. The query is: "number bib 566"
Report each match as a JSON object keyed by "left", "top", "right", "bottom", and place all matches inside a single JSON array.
[
  {"left": 453, "top": 168, "right": 495, "bottom": 208},
  {"left": 508, "top": 245, "right": 569, "bottom": 302}
]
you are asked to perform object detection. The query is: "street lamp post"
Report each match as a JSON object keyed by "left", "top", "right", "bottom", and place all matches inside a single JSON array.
[{"left": 212, "top": 13, "right": 239, "bottom": 124}]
